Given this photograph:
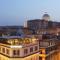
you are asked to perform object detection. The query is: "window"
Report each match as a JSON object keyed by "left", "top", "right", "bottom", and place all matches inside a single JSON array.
[
  {"left": 13, "top": 50, "right": 16, "bottom": 55},
  {"left": 24, "top": 49, "right": 28, "bottom": 55},
  {"left": 2, "top": 48, "right": 5, "bottom": 53},
  {"left": 30, "top": 47, "right": 33, "bottom": 52},
  {"left": 6, "top": 49, "right": 9, "bottom": 54},
  {"left": 13, "top": 50, "right": 20, "bottom": 56},
  {"left": 17, "top": 50, "right": 20, "bottom": 55},
  {"left": 35, "top": 46, "right": 38, "bottom": 51}
]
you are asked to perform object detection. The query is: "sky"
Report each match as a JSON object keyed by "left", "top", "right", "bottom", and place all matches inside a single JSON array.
[{"left": 0, "top": 0, "right": 60, "bottom": 26}]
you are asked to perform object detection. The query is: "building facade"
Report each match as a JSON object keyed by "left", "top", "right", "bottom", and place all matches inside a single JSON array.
[{"left": 0, "top": 36, "right": 39, "bottom": 60}]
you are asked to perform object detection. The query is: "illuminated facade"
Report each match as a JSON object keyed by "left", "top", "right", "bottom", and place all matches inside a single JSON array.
[{"left": 0, "top": 36, "right": 39, "bottom": 60}]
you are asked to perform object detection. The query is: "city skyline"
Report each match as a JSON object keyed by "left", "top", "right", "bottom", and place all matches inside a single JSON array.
[{"left": 0, "top": 0, "right": 60, "bottom": 26}]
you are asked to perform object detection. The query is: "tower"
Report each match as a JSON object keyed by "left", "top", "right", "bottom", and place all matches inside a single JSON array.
[
  {"left": 24, "top": 17, "right": 28, "bottom": 27},
  {"left": 24, "top": 20, "right": 27, "bottom": 27}
]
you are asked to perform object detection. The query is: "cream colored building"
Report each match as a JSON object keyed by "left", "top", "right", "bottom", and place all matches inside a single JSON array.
[{"left": 0, "top": 36, "right": 39, "bottom": 60}]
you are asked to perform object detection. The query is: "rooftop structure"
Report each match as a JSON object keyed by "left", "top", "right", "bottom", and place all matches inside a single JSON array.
[{"left": 42, "top": 13, "right": 50, "bottom": 21}]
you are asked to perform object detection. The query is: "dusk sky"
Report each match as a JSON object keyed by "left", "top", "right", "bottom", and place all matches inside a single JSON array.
[{"left": 0, "top": 0, "right": 60, "bottom": 26}]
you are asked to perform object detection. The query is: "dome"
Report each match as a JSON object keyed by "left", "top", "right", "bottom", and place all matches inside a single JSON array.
[
  {"left": 42, "top": 13, "right": 50, "bottom": 20},
  {"left": 43, "top": 14, "right": 50, "bottom": 17}
]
